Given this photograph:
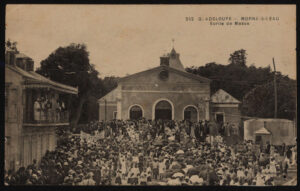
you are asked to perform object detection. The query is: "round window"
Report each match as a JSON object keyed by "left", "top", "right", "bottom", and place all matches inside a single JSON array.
[{"left": 159, "top": 70, "right": 169, "bottom": 81}]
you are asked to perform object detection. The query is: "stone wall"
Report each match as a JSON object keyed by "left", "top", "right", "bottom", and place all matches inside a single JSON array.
[
  {"left": 5, "top": 67, "right": 24, "bottom": 171},
  {"left": 99, "top": 104, "right": 117, "bottom": 121},
  {"left": 21, "top": 126, "right": 57, "bottom": 168},
  {"left": 121, "top": 92, "right": 208, "bottom": 120}
]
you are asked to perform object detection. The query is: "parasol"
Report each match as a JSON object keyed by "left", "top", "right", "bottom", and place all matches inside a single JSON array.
[
  {"left": 167, "top": 178, "right": 182, "bottom": 186},
  {"left": 176, "top": 150, "right": 184, "bottom": 154},
  {"left": 170, "top": 162, "right": 182, "bottom": 170},
  {"left": 187, "top": 167, "right": 201, "bottom": 177},
  {"left": 157, "top": 182, "right": 167, "bottom": 186},
  {"left": 189, "top": 175, "right": 204, "bottom": 184},
  {"left": 168, "top": 136, "right": 175, "bottom": 141},
  {"left": 172, "top": 172, "right": 185, "bottom": 178}
]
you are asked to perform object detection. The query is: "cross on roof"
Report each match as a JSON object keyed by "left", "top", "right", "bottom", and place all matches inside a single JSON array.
[{"left": 172, "top": 38, "right": 175, "bottom": 48}]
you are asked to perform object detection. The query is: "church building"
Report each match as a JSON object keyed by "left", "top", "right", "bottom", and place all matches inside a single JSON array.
[{"left": 98, "top": 48, "right": 241, "bottom": 124}]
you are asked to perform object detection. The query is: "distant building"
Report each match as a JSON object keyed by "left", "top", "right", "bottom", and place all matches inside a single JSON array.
[
  {"left": 5, "top": 49, "right": 78, "bottom": 171},
  {"left": 244, "top": 118, "right": 296, "bottom": 145},
  {"left": 98, "top": 48, "right": 241, "bottom": 124}
]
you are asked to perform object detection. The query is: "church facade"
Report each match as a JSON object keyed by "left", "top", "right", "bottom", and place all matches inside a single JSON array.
[{"left": 98, "top": 48, "right": 241, "bottom": 124}]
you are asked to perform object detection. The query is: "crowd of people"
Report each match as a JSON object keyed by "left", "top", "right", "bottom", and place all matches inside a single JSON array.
[{"left": 4, "top": 119, "right": 297, "bottom": 186}]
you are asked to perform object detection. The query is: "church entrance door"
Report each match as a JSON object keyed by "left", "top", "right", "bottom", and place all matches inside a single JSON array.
[
  {"left": 184, "top": 106, "right": 198, "bottom": 122},
  {"left": 155, "top": 100, "right": 172, "bottom": 120}
]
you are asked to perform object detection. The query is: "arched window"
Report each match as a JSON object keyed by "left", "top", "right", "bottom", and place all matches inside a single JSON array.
[
  {"left": 129, "top": 105, "right": 143, "bottom": 120},
  {"left": 183, "top": 106, "right": 198, "bottom": 122}
]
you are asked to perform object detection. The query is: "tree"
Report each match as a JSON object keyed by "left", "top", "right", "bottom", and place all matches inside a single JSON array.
[
  {"left": 185, "top": 49, "right": 296, "bottom": 120},
  {"left": 228, "top": 49, "right": 247, "bottom": 67},
  {"left": 243, "top": 74, "right": 296, "bottom": 120},
  {"left": 102, "top": 76, "right": 119, "bottom": 95},
  {"left": 36, "top": 43, "right": 105, "bottom": 129},
  {"left": 5, "top": 39, "right": 18, "bottom": 52}
]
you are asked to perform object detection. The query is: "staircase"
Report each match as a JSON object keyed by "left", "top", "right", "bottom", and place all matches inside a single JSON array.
[
  {"left": 287, "top": 163, "right": 297, "bottom": 174},
  {"left": 284, "top": 163, "right": 297, "bottom": 186}
]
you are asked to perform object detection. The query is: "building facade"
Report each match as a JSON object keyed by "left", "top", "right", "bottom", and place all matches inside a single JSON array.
[
  {"left": 98, "top": 48, "right": 241, "bottom": 124},
  {"left": 5, "top": 49, "right": 78, "bottom": 171}
]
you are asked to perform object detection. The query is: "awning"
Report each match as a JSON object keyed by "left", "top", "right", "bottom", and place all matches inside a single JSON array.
[
  {"left": 24, "top": 83, "right": 78, "bottom": 95},
  {"left": 254, "top": 127, "right": 271, "bottom": 135}
]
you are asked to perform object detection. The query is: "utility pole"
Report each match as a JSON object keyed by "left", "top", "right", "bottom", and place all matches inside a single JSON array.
[
  {"left": 104, "top": 99, "right": 107, "bottom": 121},
  {"left": 272, "top": 58, "right": 277, "bottom": 118}
]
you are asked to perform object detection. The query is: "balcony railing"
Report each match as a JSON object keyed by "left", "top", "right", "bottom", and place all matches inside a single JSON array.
[{"left": 25, "top": 110, "right": 69, "bottom": 124}]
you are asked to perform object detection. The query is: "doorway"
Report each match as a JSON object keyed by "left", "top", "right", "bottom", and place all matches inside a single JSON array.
[
  {"left": 184, "top": 106, "right": 198, "bottom": 122},
  {"left": 154, "top": 100, "right": 172, "bottom": 120},
  {"left": 216, "top": 113, "right": 224, "bottom": 124}
]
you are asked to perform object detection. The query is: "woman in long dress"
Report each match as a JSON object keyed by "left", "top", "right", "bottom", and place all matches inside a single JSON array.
[
  {"left": 291, "top": 145, "right": 296, "bottom": 165},
  {"left": 269, "top": 158, "right": 277, "bottom": 176},
  {"left": 121, "top": 158, "right": 127, "bottom": 179},
  {"left": 34, "top": 98, "right": 41, "bottom": 121},
  {"left": 190, "top": 123, "right": 196, "bottom": 139}
]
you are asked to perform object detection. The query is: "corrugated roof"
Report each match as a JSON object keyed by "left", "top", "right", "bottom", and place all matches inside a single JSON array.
[
  {"left": 6, "top": 64, "right": 78, "bottom": 94},
  {"left": 15, "top": 53, "right": 30, "bottom": 59}
]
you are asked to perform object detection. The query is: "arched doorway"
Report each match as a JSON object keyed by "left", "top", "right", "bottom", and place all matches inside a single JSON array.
[
  {"left": 129, "top": 105, "right": 143, "bottom": 120},
  {"left": 154, "top": 100, "right": 173, "bottom": 120},
  {"left": 183, "top": 105, "right": 198, "bottom": 122}
]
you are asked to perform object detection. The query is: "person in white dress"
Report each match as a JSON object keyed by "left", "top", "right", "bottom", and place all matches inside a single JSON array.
[
  {"left": 269, "top": 158, "right": 277, "bottom": 176},
  {"left": 159, "top": 159, "right": 166, "bottom": 180},
  {"left": 34, "top": 98, "right": 41, "bottom": 121},
  {"left": 120, "top": 158, "right": 127, "bottom": 179},
  {"left": 255, "top": 172, "right": 265, "bottom": 186},
  {"left": 190, "top": 123, "right": 196, "bottom": 139},
  {"left": 291, "top": 145, "right": 296, "bottom": 166}
]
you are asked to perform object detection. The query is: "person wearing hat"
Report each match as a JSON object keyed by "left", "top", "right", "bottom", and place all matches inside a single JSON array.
[
  {"left": 158, "top": 158, "right": 166, "bottom": 181},
  {"left": 269, "top": 157, "right": 277, "bottom": 176},
  {"left": 34, "top": 97, "right": 42, "bottom": 121},
  {"left": 115, "top": 169, "right": 122, "bottom": 185},
  {"left": 237, "top": 166, "right": 245, "bottom": 179},
  {"left": 130, "top": 163, "right": 139, "bottom": 185},
  {"left": 93, "top": 164, "right": 101, "bottom": 185},
  {"left": 255, "top": 170, "right": 265, "bottom": 186},
  {"left": 146, "top": 165, "right": 152, "bottom": 182},
  {"left": 120, "top": 158, "right": 127, "bottom": 179},
  {"left": 139, "top": 171, "right": 147, "bottom": 185},
  {"left": 152, "top": 158, "right": 159, "bottom": 180},
  {"left": 85, "top": 173, "right": 96, "bottom": 185}
]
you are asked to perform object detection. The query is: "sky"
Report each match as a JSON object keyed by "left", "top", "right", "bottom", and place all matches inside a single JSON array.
[{"left": 6, "top": 5, "right": 296, "bottom": 79}]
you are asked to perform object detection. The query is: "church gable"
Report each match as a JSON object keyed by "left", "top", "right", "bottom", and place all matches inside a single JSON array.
[
  {"left": 98, "top": 87, "right": 118, "bottom": 103},
  {"left": 211, "top": 89, "right": 241, "bottom": 104},
  {"left": 118, "top": 65, "right": 210, "bottom": 85}
]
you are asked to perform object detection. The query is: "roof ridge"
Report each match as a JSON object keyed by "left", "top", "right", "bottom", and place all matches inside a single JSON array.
[
  {"left": 118, "top": 65, "right": 211, "bottom": 83},
  {"left": 7, "top": 64, "right": 77, "bottom": 93}
]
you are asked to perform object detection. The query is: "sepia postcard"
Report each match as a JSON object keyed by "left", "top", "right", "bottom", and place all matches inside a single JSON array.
[{"left": 4, "top": 4, "right": 297, "bottom": 186}]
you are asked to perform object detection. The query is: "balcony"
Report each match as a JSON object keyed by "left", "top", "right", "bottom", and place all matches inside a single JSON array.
[{"left": 23, "top": 110, "right": 70, "bottom": 127}]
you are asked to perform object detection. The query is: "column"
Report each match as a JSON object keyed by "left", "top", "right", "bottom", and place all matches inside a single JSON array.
[
  {"left": 205, "top": 97, "right": 210, "bottom": 121},
  {"left": 32, "top": 135, "right": 37, "bottom": 162},
  {"left": 40, "top": 134, "right": 44, "bottom": 157},
  {"left": 116, "top": 85, "right": 122, "bottom": 120},
  {"left": 36, "top": 134, "right": 41, "bottom": 163}
]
